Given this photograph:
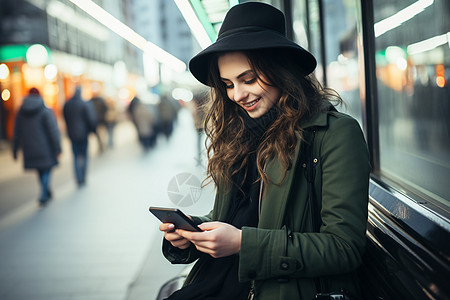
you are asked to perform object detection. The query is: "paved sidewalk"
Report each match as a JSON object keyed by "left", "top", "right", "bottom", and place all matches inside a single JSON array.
[{"left": 0, "top": 109, "right": 214, "bottom": 300}]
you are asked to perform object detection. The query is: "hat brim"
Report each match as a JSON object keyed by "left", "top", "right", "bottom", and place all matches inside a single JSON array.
[{"left": 189, "top": 30, "right": 317, "bottom": 86}]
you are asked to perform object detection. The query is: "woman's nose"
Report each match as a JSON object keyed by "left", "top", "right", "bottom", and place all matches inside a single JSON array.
[{"left": 233, "top": 84, "right": 248, "bottom": 102}]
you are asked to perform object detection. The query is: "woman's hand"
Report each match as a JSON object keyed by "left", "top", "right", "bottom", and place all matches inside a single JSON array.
[
  {"left": 176, "top": 222, "right": 242, "bottom": 258},
  {"left": 159, "top": 223, "right": 192, "bottom": 249}
]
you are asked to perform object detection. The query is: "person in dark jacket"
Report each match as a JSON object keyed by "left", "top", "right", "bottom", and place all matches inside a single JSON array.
[
  {"left": 89, "top": 91, "right": 107, "bottom": 152},
  {"left": 13, "top": 87, "right": 61, "bottom": 205},
  {"left": 129, "top": 97, "right": 157, "bottom": 150},
  {"left": 63, "top": 86, "right": 97, "bottom": 187},
  {"left": 159, "top": 3, "right": 370, "bottom": 300}
]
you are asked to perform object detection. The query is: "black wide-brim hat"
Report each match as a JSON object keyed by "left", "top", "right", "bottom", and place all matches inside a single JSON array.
[{"left": 189, "top": 1, "right": 317, "bottom": 86}]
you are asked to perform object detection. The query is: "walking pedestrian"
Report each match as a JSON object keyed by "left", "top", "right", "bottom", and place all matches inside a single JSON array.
[
  {"left": 129, "top": 96, "right": 157, "bottom": 151},
  {"left": 158, "top": 94, "right": 178, "bottom": 139},
  {"left": 185, "top": 92, "right": 206, "bottom": 166},
  {"left": 13, "top": 87, "right": 61, "bottom": 206},
  {"left": 89, "top": 89, "right": 108, "bottom": 153},
  {"left": 104, "top": 97, "right": 118, "bottom": 148},
  {"left": 158, "top": 2, "right": 371, "bottom": 300},
  {"left": 63, "top": 86, "right": 97, "bottom": 187}
]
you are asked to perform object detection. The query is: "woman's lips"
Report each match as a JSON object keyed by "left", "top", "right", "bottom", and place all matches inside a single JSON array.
[{"left": 242, "top": 98, "right": 260, "bottom": 111}]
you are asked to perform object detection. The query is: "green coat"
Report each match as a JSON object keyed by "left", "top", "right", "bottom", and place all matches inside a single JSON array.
[{"left": 164, "top": 109, "right": 371, "bottom": 299}]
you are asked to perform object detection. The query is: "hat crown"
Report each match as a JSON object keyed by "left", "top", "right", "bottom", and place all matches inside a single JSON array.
[{"left": 218, "top": 2, "right": 285, "bottom": 39}]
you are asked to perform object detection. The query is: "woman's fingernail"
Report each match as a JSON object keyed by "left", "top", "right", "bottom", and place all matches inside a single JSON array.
[{"left": 168, "top": 224, "right": 175, "bottom": 229}]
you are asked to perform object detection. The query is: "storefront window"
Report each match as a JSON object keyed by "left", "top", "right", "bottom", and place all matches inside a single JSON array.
[{"left": 374, "top": 0, "right": 450, "bottom": 207}]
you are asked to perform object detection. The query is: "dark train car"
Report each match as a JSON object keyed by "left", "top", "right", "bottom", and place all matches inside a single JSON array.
[{"left": 278, "top": 0, "right": 450, "bottom": 298}]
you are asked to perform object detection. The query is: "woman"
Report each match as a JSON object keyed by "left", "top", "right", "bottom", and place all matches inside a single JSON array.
[
  {"left": 159, "top": 2, "right": 370, "bottom": 299},
  {"left": 13, "top": 87, "right": 61, "bottom": 205}
]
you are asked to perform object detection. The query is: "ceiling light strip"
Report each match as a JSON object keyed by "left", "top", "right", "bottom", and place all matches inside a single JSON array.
[
  {"left": 69, "top": 0, "right": 185, "bottom": 72},
  {"left": 175, "top": 0, "right": 213, "bottom": 49}
]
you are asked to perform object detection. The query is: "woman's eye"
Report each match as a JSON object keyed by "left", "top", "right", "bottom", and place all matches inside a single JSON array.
[
  {"left": 224, "top": 82, "right": 233, "bottom": 89},
  {"left": 244, "top": 78, "right": 256, "bottom": 84}
]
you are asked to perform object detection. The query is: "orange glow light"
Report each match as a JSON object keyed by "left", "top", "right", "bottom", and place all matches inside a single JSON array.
[
  {"left": 436, "top": 76, "right": 446, "bottom": 88},
  {"left": 436, "top": 64, "right": 446, "bottom": 88}
]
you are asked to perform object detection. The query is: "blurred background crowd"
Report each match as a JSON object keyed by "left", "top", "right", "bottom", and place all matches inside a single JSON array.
[
  {"left": 0, "top": 0, "right": 210, "bottom": 155},
  {"left": 0, "top": 2, "right": 215, "bottom": 298}
]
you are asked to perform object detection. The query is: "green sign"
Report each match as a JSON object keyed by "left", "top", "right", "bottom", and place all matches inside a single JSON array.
[
  {"left": 0, "top": 45, "right": 28, "bottom": 62},
  {"left": 0, "top": 44, "right": 51, "bottom": 64}
]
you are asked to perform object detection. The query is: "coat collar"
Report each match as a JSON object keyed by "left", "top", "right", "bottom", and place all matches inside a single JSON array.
[
  {"left": 258, "top": 108, "right": 333, "bottom": 229},
  {"left": 300, "top": 102, "right": 336, "bottom": 129},
  {"left": 300, "top": 110, "right": 328, "bottom": 129}
]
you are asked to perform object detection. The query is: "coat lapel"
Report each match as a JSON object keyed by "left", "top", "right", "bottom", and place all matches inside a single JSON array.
[
  {"left": 214, "top": 110, "right": 331, "bottom": 228},
  {"left": 258, "top": 110, "right": 330, "bottom": 229},
  {"left": 213, "top": 186, "right": 232, "bottom": 221},
  {"left": 258, "top": 132, "right": 303, "bottom": 229}
]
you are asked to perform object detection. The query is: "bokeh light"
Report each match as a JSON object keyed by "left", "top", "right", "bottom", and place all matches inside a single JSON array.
[
  {"left": 26, "top": 44, "right": 49, "bottom": 67},
  {"left": 1, "top": 89, "right": 11, "bottom": 101},
  {"left": 44, "top": 64, "right": 58, "bottom": 80},
  {"left": 172, "top": 87, "right": 193, "bottom": 102},
  {"left": 0, "top": 64, "right": 10, "bottom": 80}
]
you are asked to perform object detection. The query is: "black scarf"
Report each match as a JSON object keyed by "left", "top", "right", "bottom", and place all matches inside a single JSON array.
[
  {"left": 166, "top": 107, "right": 278, "bottom": 300},
  {"left": 226, "top": 105, "right": 278, "bottom": 225},
  {"left": 239, "top": 105, "right": 279, "bottom": 140}
]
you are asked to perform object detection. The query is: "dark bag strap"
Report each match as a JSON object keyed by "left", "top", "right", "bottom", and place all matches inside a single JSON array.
[
  {"left": 304, "top": 130, "right": 320, "bottom": 233},
  {"left": 302, "top": 129, "right": 322, "bottom": 293}
]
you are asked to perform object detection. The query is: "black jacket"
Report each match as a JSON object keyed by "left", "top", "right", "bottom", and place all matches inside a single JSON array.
[
  {"left": 13, "top": 95, "right": 61, "bottom": 170},
  {"left": 63, "top": 88, "right": 97, "bottom": 142}
]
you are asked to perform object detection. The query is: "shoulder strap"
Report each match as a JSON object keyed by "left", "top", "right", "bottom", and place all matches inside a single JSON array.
[
  {"left": 303, "top": 129, "right": 321, "bottom": 232},
  {"left": 302, "top": 129, "right": 323, "bottom": 293}
]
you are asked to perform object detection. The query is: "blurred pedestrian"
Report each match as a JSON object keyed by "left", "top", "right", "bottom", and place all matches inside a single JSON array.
[
  {"left": 63, "top": 86, "right": 97, "bottom": 187},
  {"left": 185, "top": 92, "right": 206, "bottom": 166},
  {"left": 129, "top": 96, "right": 157, "bottom": 151},
  {"left": 13, "top": 87, "right": 61, "bottom": 206},
  {"left": 104, "top": 97, "right": 118, "bottom": 148},
  {"left": 158, "top": 94, "right": 178, "bottom": 139},
  {"left": 127, "top": 96, "right": 138, "bottom": 126},
  {"left": 89, "top": 87, "right": 108, "bottom": 153}
]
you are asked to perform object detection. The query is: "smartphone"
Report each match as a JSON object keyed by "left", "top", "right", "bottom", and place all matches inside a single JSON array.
[{"left": 149, "top": 206, "right": 202, "bottom": 232}]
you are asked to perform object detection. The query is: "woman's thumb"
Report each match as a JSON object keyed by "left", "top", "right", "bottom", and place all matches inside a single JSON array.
[{"left": 198, "top": 222, "right": 220, "bottom": 231}]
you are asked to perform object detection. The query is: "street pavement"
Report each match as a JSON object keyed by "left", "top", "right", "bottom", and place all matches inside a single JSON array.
[{"left": 0, "top": 108, "right": 214, "bottom": 300}]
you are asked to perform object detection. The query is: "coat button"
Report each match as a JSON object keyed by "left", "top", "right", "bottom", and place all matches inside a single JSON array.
[
  {"left": 248, "top": 271, "right": 256, "bottom": 279},
  {"left": 281, "top": 262, "right": 289, "bottom": 270}
]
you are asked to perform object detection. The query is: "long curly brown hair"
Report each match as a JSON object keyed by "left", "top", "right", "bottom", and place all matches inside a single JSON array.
[{"left": 202, "top": 49, "right": 342, "bottom": 189}]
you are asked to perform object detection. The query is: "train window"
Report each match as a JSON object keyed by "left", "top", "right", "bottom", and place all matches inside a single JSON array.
[
  {"left": 293, "top": 0, "right": 365, "bottom": 127},
  {"left": 373, "top": 0, "right": 450, "bottom": 208},
  {"left": 322, "top": 0, "right": 364, "bottom": 127},
  {"left": 292, "top": 0, "right": 325, "bottom": 83}
]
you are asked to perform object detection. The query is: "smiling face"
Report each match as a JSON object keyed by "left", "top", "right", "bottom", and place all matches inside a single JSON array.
[{"left": 218, "top": 52, "right": 281, "bottom": 118}]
